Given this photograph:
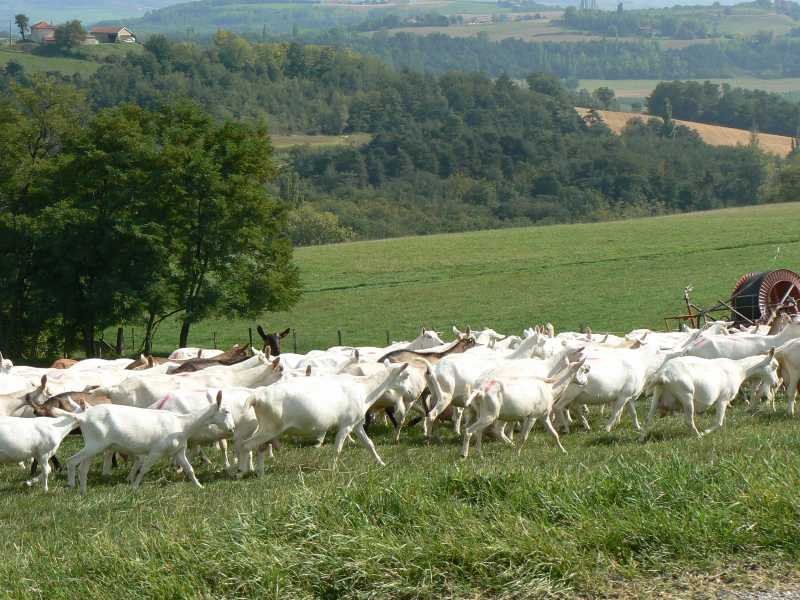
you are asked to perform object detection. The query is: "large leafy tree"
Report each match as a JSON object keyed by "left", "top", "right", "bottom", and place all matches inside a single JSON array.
[
  {"left": 149, "top": 103, "right": 300, "bottom": 348},
  {"left": 53, "top": 20, "right": 86, "bottom": 51},
  {"left": 0, "top": 75, "right": 89, "bottom": 357}
]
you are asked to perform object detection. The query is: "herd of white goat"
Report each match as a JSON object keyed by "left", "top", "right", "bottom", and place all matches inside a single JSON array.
[{"left": 1, "top": 316, "right": 799, "bottom": 493}]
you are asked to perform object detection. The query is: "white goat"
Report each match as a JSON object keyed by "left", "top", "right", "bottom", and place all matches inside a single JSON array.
[
  {"left": 241, "top": 363, "right": 410, "bottom": 471},
  {"left": 461, "top": 360, "right": 589, "bottom": 457},
  {"left": 0, "top": 414, "right": 78, "bottom": 491},
  {"left": 60, "top": 391, "right": 235, "bottom": 494},
  {"left": 640, "top": 350, "right": 780, "bottom": 440}
]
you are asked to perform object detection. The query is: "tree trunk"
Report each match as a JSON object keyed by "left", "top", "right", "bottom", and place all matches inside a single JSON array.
[
  {"left": 83, "top": 323, "right": 95, "bottom": 358},
  {"left": 143, "top": 311, "right": 156, "bottom": 355},
  {"left": 179, "top": 320, "right": 191, "bottom": 348}
]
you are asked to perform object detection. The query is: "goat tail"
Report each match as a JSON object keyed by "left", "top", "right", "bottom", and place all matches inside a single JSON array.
[
  {"left": 416, "top": 357, "right": 434, "bottom": 375},
  {"left": 89, "top": 385, "right": 111, "bottom": 399},
  {"left": 642, "top": 371, "right": 667, "bottom": 396},
  {"left": 465, "top": 388, "right": 482, "bottom": 408}
]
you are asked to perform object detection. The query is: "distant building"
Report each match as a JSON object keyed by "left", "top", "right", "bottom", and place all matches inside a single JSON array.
[
  {"left": 89, "top": 26, "right": 136, "bottom": 44},
  {"left": 30, "top": 21, "right": 56, "bottom": 44}
]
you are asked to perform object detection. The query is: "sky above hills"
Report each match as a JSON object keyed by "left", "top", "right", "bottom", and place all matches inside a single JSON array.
[{"left": 0, "top": 0, "right": 176, "bottom": 26}]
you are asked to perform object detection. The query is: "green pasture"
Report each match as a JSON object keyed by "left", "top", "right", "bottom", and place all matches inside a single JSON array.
[{"left": 141, "top": 203, "right": 800, "bottom": 354}]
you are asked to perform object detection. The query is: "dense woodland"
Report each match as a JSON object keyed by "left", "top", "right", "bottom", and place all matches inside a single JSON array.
[
  {"left": 647, "top": 80, "right": 800, "bottom": 136},
  {"left": 327, "top": 32, "right": 800, "bottom": 79},
  {"left": 561, "top": 6, "right": 713, "bottom": 39}
]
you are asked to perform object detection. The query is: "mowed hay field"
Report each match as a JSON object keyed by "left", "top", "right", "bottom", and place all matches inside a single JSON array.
[
  {"left": 11, "top": 202, "right": 800, "bottom": 598},
  {"left": 577, "top": 108, "right": 795, "bottom": 157}
]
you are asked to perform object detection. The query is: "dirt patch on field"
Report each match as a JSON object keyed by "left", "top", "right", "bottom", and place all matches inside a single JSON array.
[{"left": 576, "top": 107, "right": 794, "bottom": 157}]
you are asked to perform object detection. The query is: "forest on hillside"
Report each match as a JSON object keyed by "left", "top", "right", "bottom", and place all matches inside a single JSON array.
[{"left": 3, "top": 33, "right": 793, "bottom": 245}]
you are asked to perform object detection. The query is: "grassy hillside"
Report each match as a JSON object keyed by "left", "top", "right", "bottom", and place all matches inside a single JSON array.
[
  {"left": 577, "top": 107, "right": 795, "bottom": 157},
  {"left": 0, "top": 48, "right": 100, "bottom": 76},
  {"left": 146, "top": 203, "right": 800, "bottom": 354}
]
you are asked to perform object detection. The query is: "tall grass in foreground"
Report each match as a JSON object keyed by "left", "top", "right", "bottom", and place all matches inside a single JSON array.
[{"left": 1, "top": 403, "right": 799, "bottom": 598}]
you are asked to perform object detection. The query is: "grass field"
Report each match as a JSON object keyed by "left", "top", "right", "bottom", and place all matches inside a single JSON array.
[
  {"left": 15, "top": 202, "right": 800, "bottom": 597},
  {"left": 271, "top": 133, "right": 372, "bottom": 149},
  {"left": 576, "top": 107, "right": 795, "bottom": 157},
  {"left": 143, "top": 203, "right": 800, "bottom": 355},
  {"left": 0, "top": 48, "right": 100, "bottom": 76}
]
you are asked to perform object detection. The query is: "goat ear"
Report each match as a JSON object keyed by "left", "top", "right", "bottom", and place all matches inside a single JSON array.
[
  {"left": 40, "top": 375, "right": 47, "bottom": 388},
  {"left": 257, "top": 325, "right": 269, "bottom": 341},
  {"left": 465, "top": 326, "right": 471, "bottom": 336},
  {"left": 271, "top": 357, "right": 281, "bottom": 369},
  {"left": 452, "top": 325, "right": 461, "bottom": 337},
  {"left": 305, "top": 365, "right": 312, "bottom": 377},
  {"left": 198, "top": 349, "right": 203, "bottom": 358},
  {"left": 420, "top": 326, "right": 426, "bottom": 335},
  {"left": 264, "top": 345, "right": 271, "bottom": 358},
  {"left": 279, "top": 328, "right": 290, "bottom": 338},
  {"left": 147, "top": 356, "right": 154, "bottom": 368},
  {"left": 216, "top": 390, "right": 223, "bottom": 408}
]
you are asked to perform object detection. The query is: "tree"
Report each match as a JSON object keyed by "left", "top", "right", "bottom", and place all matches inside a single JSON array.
[
  {"left": 14, "top": 14, "right": 29, "bottom": 41},
  {"left": 146, "top": 103, "right": 301, "bottom": 348},
  {"left": 0, "top": 75, "right": 90, "bottom": 358},
  {"left": 593, "top": 86, "right": 615, "bottom": 109},
  {"left": 53, "top": 20, "right": 86, "bottom": 51},
  {"left": 768, "top": 156, "right": 800, "bottom": 204},
  {"left": 661, "top": 97, "right": 675, "bottom": 138}
]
